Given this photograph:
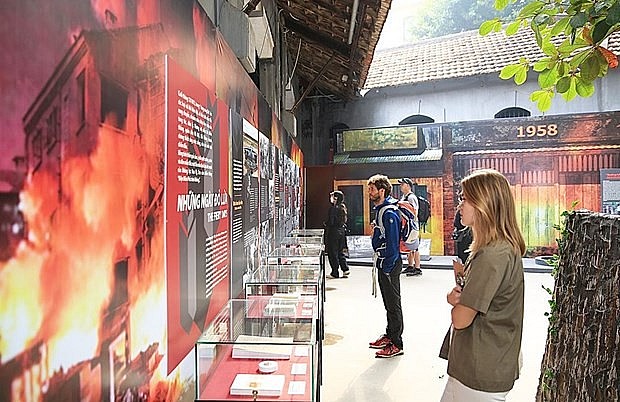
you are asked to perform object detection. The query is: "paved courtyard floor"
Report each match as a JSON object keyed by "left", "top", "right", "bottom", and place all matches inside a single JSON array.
[{"left": 320, "top": 263, "right": 554, "bottom": 401}]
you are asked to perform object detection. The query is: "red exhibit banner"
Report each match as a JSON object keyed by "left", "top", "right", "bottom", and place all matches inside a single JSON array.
[{"left": 164, "top": 56, "right": 230, "bottom": 372}]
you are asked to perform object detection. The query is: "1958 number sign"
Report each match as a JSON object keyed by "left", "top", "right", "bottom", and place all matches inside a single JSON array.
[{"left": 516, "top": 124, "right": 558, "bottom": 138}]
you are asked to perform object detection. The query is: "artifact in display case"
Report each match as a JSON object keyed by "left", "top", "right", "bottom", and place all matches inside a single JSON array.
[
  {"left": 229, "top": 373, "right": 286, "bottom": 396},
  {"left": 196, "top": 298, "right": 319, "bottom": 401},
  {"left": 232, "top": 335, "right": 294, "bottom": 359},
  {"left": 244, "top": 264, "right": 325, "bottom": 345}
]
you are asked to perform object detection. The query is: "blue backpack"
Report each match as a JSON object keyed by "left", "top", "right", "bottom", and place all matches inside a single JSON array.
[{"left": 376, "top": 200, "right": 419, "bottom": 249}]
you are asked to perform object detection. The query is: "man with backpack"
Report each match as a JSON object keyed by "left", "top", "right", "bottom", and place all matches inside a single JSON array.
[
  {"left": 367, "top": 174, "right": 404, "bottom": 358},
  {"left": 398, "top": 178, "right": 422, "bottom": 276}
]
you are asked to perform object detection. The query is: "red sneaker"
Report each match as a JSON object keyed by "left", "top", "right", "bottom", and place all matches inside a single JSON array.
[
  {"left": 369, "top": 334, "right": 390, "bottom": 349},
  {"left": 375, "top": 343, "right": 404, "bottom": 358}
]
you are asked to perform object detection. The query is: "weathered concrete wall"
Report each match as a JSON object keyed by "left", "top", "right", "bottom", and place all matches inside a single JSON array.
[
  {"left": 297, "top": 69, "right": 620, "bottom": 166},
  {"left": 537, "top": 211, "right": 620, "bottom": 401}
]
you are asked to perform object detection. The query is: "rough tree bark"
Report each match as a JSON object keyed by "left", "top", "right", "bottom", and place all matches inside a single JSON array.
[{"left": 537, "top": 211, "right": 620, "bottom": 401}]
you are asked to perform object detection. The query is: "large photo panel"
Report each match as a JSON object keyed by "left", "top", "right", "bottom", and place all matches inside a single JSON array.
[{"left": 165, "top": 56, "right": 230, "bottom": 372}]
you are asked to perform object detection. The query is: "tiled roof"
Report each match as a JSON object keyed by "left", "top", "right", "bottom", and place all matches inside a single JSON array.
[{"left": 365, "top": 28, "right": 620, "bottom": 89}]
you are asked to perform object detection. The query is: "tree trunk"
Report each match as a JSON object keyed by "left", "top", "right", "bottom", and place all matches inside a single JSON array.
[{"left": 537, "top": 211, "right": 620, "bottom": 401}]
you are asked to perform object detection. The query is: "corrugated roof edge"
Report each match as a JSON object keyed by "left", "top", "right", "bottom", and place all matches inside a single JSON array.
[{"left": 333, "top": 149, "right": 443, "bottom": 164}]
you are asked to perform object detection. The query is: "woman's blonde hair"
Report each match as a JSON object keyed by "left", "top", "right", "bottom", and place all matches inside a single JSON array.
[{"left": 461, "top": 169, "right": 526, "bottom": 256}]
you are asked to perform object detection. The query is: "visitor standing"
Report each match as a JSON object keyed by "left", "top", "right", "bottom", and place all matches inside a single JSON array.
[
  {"left": 453, "top": 209, "right": 473, "bottom": 264},
  {"left": 441, "top": 169, "right": 526, "bottom": 402},
  {"left": 398, "top": 177, "right": 422, "bottom": 276},
  {"left": 324, "top": 190, "right": 350, "bottom": 279},
  {"left": 367, "top": 174, "right": 404, "bottom": 358}
]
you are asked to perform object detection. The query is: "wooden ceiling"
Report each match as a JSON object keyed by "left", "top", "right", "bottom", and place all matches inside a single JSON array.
[{"left": 270, "top": 0, "right": 391, "bottom": 103}]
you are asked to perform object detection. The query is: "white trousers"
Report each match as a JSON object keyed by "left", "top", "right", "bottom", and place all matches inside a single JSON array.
[{"left": 440, "top": 376, "right": 509, "bottom": 402}]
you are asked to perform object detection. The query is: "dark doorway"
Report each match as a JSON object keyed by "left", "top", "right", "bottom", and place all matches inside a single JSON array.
[{"left": 338, "top": 185, "right": 364, "bottom": 235}]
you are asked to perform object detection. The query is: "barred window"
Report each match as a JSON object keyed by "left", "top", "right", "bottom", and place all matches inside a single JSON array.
[{"left": 495, "top": 107, "right": 531, "bottom": 119}]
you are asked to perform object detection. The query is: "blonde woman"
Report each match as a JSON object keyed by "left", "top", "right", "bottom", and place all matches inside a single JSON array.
[{"left": 441, "top": 169, "right": 526, "bottom": 402}]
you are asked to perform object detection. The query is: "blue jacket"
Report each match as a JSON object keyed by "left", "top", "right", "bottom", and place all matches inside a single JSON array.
[{"left": 372, "top": 196, "right": 401, "bottom": 273}]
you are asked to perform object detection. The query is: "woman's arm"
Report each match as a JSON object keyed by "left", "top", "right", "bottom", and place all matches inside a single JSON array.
[{"left": 447, "top": 286, "right": 478, "bottom": 329}]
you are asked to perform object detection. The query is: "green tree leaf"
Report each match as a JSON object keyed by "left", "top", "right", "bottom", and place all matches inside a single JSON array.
[
  {"left": 515, "top": 66, "right": 528, "bottom": 84},
  {"left": 593, "top": 1, "right": 608, "bottom": 15},
  {"left": 542, "top": 41, "right": 559, "bottom": 56},
  {"left": 533, "top": 12, "right": 551, "bottom": 26},
  {"left": 556, "top": 76, "right": 572, "bottom": 93},
  {"left": 532, "top": 23, "right": 543, "bottom": 47},
  {"left": 480, "top": 19, "right": 499, "bottom": 35},
  {"left": 569, "top": 12, "right": 587, "bottom": 29},
  {"left": 533, "top": 57, "right": 553, "bottom": 72},
  {"left": 499, "top": 64, "right": 522, "bottom": 79},
  {"left": 519, "top": 1, "right": 544, "bottom": 18},
  {"left": 486, "top": 0, "right": 619, "bottom": 111},
  {"left": 530, "top": 89, "right": 554, "bottom": 112},
  {"left": 580, "top": 54, "right": 601, "bottom": 81},
  {"left": 557, "top": 39, "right": 589, "bottom": 56},
  {"left": 495, "top": 0, "right": 510, "bottom": 11},
  {"left": 607, "top": 2, "right": 620, "bottom": 25},
  {"left": 562, "top": 78, "right": 577, "bottom": 101},
  {"left": 558, "top": 61, "right": 568, "bottom": 76},
  {"left": 506, "top": 20, "right": 522, "bottom": 35},
  {"left": 592, "top": 20, "right": 613, "bottom": 44},
  {"left": 569, "top": 49, "right": 593, "bottom": 69},
  {"left": 576, "top": 78, "right": 596, "bottom": 97},
  {"left": 538, "top": 66, "right": 559, "bottom": 88},
  {"left": 494, "top": 20, "right": 504, "bottom": 32},
  {"left": 550, "top": 16, "right": 571, "bottom": 36}
]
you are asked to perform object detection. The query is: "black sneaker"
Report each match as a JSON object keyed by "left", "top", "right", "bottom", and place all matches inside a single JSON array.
[
  {"left": 401, "top": 266, "right": 415, "bottom": 274},
  {"left": 406, "top": 268, "right": 422, "bottom": 277}
]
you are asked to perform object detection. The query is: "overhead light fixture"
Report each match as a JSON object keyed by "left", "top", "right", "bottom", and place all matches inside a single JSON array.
[{"left": 341, "top": 74, "right": 348, "bottom": 82}]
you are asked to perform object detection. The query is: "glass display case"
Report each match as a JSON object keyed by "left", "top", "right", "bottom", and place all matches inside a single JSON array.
[
  {"left": 266, "top": 246, "right": 324, "bottom": 270},
  {"left": 245, "top": 263, "right": 325, "bottom": 343},
  {"left": 245, "top": 264, "right": 322, "bottom": 298},
  {"left": 196, "top": 298, "right": 320, "bottom": 401}
]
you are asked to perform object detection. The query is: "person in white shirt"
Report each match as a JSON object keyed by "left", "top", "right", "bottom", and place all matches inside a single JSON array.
[{"left": 398, "top": 178, "right": 421, "bottom": 276}]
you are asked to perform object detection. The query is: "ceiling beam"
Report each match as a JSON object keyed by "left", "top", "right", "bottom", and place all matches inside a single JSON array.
[
  {"left": 282, "top": 13, "right": 351, "bottom": 59},
  {"left": 290, "top": 53, "right": 336, "bottom": 114}
]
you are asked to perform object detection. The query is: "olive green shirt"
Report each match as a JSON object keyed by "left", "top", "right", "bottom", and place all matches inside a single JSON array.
[{"left": 447, "top": 241, "right": 524, "bottom": 392}]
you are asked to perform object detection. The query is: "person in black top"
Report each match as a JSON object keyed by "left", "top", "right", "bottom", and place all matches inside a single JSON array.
[
  {"left": 324, "top": 190, "right": 350, "bottom": 278},
  {"left": 453, "top": 209, "right": 473, "bottom": 264}
]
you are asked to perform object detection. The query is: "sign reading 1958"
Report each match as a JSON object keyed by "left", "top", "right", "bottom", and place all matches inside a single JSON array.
[{"left": 516, "top": 124, "right": 558, "bottom": 138}]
